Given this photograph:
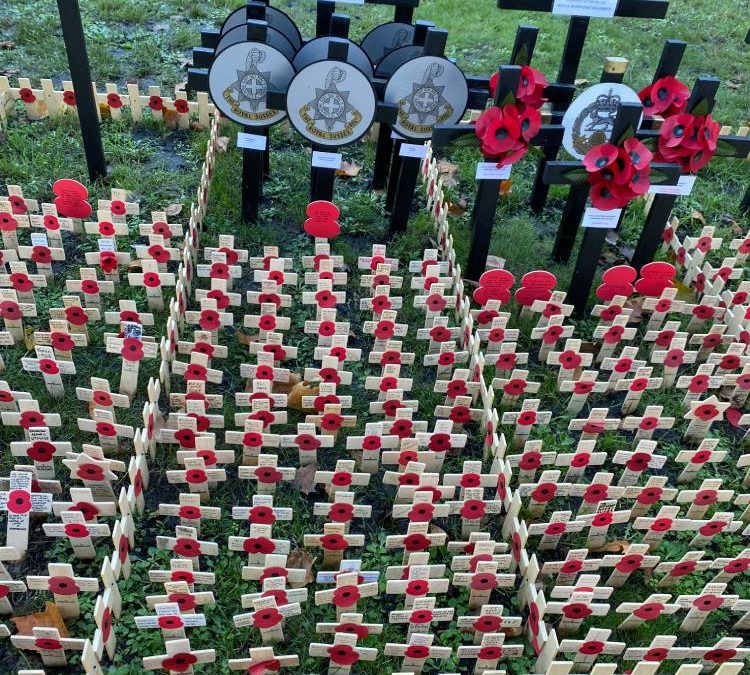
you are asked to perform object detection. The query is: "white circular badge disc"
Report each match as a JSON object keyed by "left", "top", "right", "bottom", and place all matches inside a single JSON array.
[
  {"left": 562, "top": 82, "right": 643, "bottom": 159},
  {"left": 209, "top": 42, "right": 295, "bottom": 128},
  {"left": 286, "top": 60, "right": 377, "bottom": 147},
  {"left": 384, "top": 55, "right": 469, "bottom": 141},
  {"left": 293, "top": 37, "right": 374, "bottom": 79},
  {"left": 360, "top": 22, "right": 416, "bottom": 65},
  {"left": 215, "top": 24, "right": 296, "bottom": 62},
  {"left": 221, "top": 5, "right": 302, "bottom": 50}
]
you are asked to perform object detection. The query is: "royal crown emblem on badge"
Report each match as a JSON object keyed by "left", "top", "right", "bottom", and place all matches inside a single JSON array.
[
  {"left": 572, "top": 88, "right": 622, "bottom": 155},
  {"left": 399, "top": 62, "right": 454, "bottom": 136}
]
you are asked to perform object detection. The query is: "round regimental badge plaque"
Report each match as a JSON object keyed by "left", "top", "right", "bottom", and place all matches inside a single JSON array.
[
  {"left": 221, "top": 5, "right": 302, "bottom": 51},
  {"left": 360, "top": 22, "right": 416, "bottom": 65},
  {"left": 286, "top": 60, "right": 377, "bottom": 147},
  {"left": 562, "top": 82, "right": 643, "bottom": 159},
  {"left": 384, "top": 55, "right": 468, "bottom": 140},
  {"left": 209, "top": 42, "right": 295, "bottom": 127}
]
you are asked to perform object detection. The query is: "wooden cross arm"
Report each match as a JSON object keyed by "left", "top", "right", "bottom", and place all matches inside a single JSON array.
[
  {"left": 543, "top": 160, "right": 681, "bottom": 186},
  {"left": 496, "top": 0, "right": 669, "bottom": 18},
  {"left": 432, "top": 123, "right": 563, "bottom": 149}
]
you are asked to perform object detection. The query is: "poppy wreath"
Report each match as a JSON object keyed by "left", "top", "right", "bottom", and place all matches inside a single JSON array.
[
  {"left": 582, "top": 136, "right": 654, "bottom": 210},
  {"left": 655, "top": 108, "right": 721, "bottom": 173},
  {"left": 475, "top": 65, "right": 547, "bottom": 167}
]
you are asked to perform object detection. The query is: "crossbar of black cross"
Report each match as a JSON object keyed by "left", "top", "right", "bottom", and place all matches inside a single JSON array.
[
  {"left": 316, "top": 0, "right": 420, "bottom": 37},
  {"left": 432, "top": 66, "right": 564, "bottom": 281}
]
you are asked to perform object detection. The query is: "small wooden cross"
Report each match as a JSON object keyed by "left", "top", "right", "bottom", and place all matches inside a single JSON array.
[
  {"left": 159, "top": 493, "right": 220, "bottom": 535},
  {"left": 684, "top": 395, "right": 730, "bottom": 441},
  {"left": 568, "top": 409, "right": 620, "bottom": 442},
  {"left": 558, "top": 371, "right": 607, "bottom": 415},
  {"left": 11, "top": 626, "right": 85, "bottom": 668},
  {"left": 554, "top": 440, "right": 607, "bottom": 483},
  {"left": 0, "top": 470, "right": 53, "bottom": 552},
  {"left": 654, "top": 551, "right": 712, "bottom": 588},
  {"left": 386, "top": 523, "right": 447, "bottom": 565},
  {"left": 651, "top": 336, "right": 699, "bottom": 387},
  {"left": 556, "top": 627, "right": 625, "bottom": 672},
  {"left": 675, "top": 582, "right": 739, "bottom": 632},
  {"left": 106, "top": 332, "right": 159, "bottom": 397},
  {"left": 384, "top": 634, "right": 452, "bottom": 675},
  {"left": 139, "top": 210, "right": 183, "bottom": 241},
  {"left": 148, "top": 559, "right": 215, "bottom": 590},
  {"left": 600, "top": 345, "right": 646, "bottom": 390},
  {"left": 616, "top": 592, "right": 681, "bottom": 630},
  {"left": 77, "top": 407, "right": 135, "bottom": 453},
  {"left": 98, "top": 188, "right": 139, "bottom": 218},
  {"left": 612, "top": 440, "right": 666, "bottom": 486},
  {"left": 20, "top": 346, "right": 75, "bottom": 398},
  {"left": 619, "top": 405, "right": 675, "bottom": 441},
  {"left": 62, "top": 450, "right": 121, "bottom": 500},
  {"left": 614, "top": 366, "right": 663, "bottom": 414},
  {"left": 315, "top": 569, "right": 378, "bottom": 619},
  {"left": 452, "top": 559, "right": 515, "bottom": 610},
  {"left": 314, "top": 460, "right": 370, "bottom": 500},
  {"left": 304, "top": 522, "right": 365, "bottom": 570},
  {"left": 227, "top": 646, "right": 299, "bottom": 673},
  {"left": 233, "top": 594, "right": 301, "bottom": 645},
  {"left": 157, "top": 524, "right": 220, "bottom": 568},
  {"left": 309, "top": 633, "right": 377, "bottom": 675},
  {"left": 135, "top": 600, "right": 207, "bottom": 641},
  {"left": 26, "top": 562, "right": 98, "bottom": 619},
  {"left": 142, "top": 637, "right": 216, "bottom": 673},
  {"left": 239, "top": 455, "right": 295, "bottom": 496},
  {"left": 65, "top": 268, "right": 115, "bottom": 310},
  {"left": 389, "top": 597, "right": 455, "bottom": 639},
  {"left": 0, "top": 260, "right": 47, "bottom": 303},
  {"left": 313, "top": 491, "right": 372, "bottom": 532},
  {"left": 0, "top": 546, "right": 25, "bottom": 614},
  {"left": 457, "top": 633, "right": 523, "bottom": 673}
]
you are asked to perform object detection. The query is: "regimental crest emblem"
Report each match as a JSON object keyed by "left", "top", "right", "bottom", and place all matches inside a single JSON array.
[
  {"left": 299, "top": 67, "right": 363, "bottom": 141},
  {"left": 382, "top": 28, "right": 409, "bottom": 59},
  {"left": 572, "top": 88, "right": 622, "bottom": 155},
  {"left": 398, "top": 62, "right": 454, "bottom": 135},
  {"left": 222, "top": 48, "right": 277, "bottom": 121}
]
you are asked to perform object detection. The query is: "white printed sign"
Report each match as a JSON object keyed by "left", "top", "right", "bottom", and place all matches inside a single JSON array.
[
  {"left": 582, "top": 208, "right": 622, "bottom": 229},
  {"left": 648, "top": 175, "right": 696, "bottom": 196},
  {"left": 476, "top": 163, "right": 512, "bottom": 181},
  {"left": 237, "top": 133, "right": 268, "bottom": 152},
  {"left": 553, "top": 0, "right": 618, "bottom": 18},
  {"left": 312, "top": 152, "right": 343, "bottom": 170},
  {"left": 400, "top": 143, "right": 428, "bottom": 159}
]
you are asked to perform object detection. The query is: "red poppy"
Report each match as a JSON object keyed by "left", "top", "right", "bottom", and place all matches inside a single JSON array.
[
  {"left": 374, "top": 320, "right": 395, "bottom": 340},
  {"left": 6, "top": 489, "right": 31, "bottom": 514},
  {"left": 643, "top": 647, "right": 669, "bottom": 662},
  {"left": 77, "top": 463, "right": 105, "bottom": 481},
  {"left": 174, "top": 538, "right": 202, "bottom": 557},
  {"left": 19, "top": 87, "right": 36, "bottom": 103},
  {"left": 95, "top": 421, "right": 117, "bottom": 437},
  {"left": 37, "top": 358, "right": 60, "bottom": 376},
  {"left": 545, "top": 522, "right": 567, "bottom": 536},
  {"left": 650, "top": 517, "right": 673, "bottom": 532},
  {"left": 703, "top": 648, "right": 738, "bottom": 664},
  {"left": 694, "top": 403, "right": 719, "bottom": 421},
  {"left": 173, "top": 98, "right": 190, "bottom": 114},
  {"left": 639, "top": 76, "right": 689, "bottom": 117},
  {"left": 9, "top": 272, "right": 33, "bottom": 293},
  {"left": 699, "top": 520, "right": 728, "bottom": 537},
  {"left": 64, "top": 523, "right": 90, "bottom": 538},
  {"left": 198, "top": 309, "right": 220, "bottom": 332},
  {"left": 531, "top": 482, "right": 556, "bottom": 503},
  {"left": 558, "top": 350, "right": 582, "bottom": 370},
  {"left": 403, "top": 533, "right": 431, "bottom": 552},
  {"left": 693, "top": 594, "right": 724, "bottom": 612},
  {"left": 583, "top": 483, "right": 608, "bottom": 503},
  {"left": 517, "top": 410, "right": 537, "bottom": 426},
  {"left": 251, "top": 607, "right": 284, "bottom": 630},
  {"left": 471, "top": 572, "right": 498, "bottom": 591},
  {"left": 572, "top": 380, "right": 595, "bottom": 395},
  {"left": 157, "top": 615, "right": 184, "bottom": 631},
  {"left": 243, "top": 537, "right": 275, "bottom": 555},
  {"left": 30, "top": 245, "right": 52, "bottom": 265},
  {"left": 162, "top": 653, "right": 197, "bottom": 673},
  {"left": 255, "top": 466, "right": 283, "bottom": 484},
  {"left": 495, "top": 352, "right": 517, "bottom": 371},
  {"left": 407, "top": 503, "right": 434, "bottom": 522},
  {"left": 185, "top": 468, "right": 207, "bottom": 485},
  {"left": 81, "top": 279, "right": 100, "bottom": 295},
  {"left": 592, "top": 512, "right": 614, "bottom": 528},
  {"left": 405, "top": 579, "right": 429, "bottom": 597},
  {"left": 626, "top": 452, "right": 651, "bottom": 472},
  {"left": 437, "top": 352, "right": 455, "bottom": 367},
  {"left": 429, "top": 325, "right": 451, "bottom": 343},
  {"left": 634, "top": 602, "right": 665, "bottom": 621},
  {"left": 35, "top": 638, "right": 63, "bottom": 651},
  {"left": 579, "top": 641, "right": 605, "bottom": 656},
  {"left": 328, "top": 644, "right": 360, "bottom": 666},
  {"left": 450, "top": 406, "right": 472, "bottom": 424},
  {"left": 63, "top": 90, "right": 77, "bottom": 106},
  {"left": 614, "top": 356, "right": 633, "bottom": 373},
  {"left": 391, "top": 419, "right": 413, "bottom": 438},
  {"left": 404, "top": 645, "right": 430, "bottom": 660},
  {"left": 615, "top": 554, "right": 644, "bottom": 573},
  {"left": 27, "top": 440, "right": 56, "bottom": 463},
  {"left": 719, "top": 354, "right": 741, "bottom": 370}
]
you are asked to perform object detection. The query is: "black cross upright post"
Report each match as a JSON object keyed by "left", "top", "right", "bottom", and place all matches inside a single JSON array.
[
  {"left": 56, "top": 0, "right": 107, "bottom": 181},
  {"left": 630, "top": 77, "right": 750, "bottom": 267},
  {"left": 317, "top": 0, "right": 420, "bottom": 37},
  {"left": 388, "top": 28, "right": 449, "bottom": 234},
  {"left": 496, "top": 0, "right": 671, "bottom": 213},
  {"left": 550, "top": 56, "right": 629, "bottom": 263},
  {"left": 372, "top": 20, "right": 434, "bottom": 191}
]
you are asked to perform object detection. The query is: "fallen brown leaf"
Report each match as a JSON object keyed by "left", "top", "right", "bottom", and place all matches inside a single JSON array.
[
  {"left": 273, "top": 372, "right": 302, "bottom": 395},
  {"left": 189, "top": 120, "right": 206, "bottom": 132},
  {"left": 12, "top": 602, "right": 68, "bottom": 637},
  {"left": 23, "top": 326, "right": 35, "bottom": 350},
  {"left": 691, "top": 209, "right": 706, "bottom": 225},
  {"left": 293, "top": 462, "right": 319, "bottom": 495},
  {"left": 216, "top": 136, "right": 230, "bottom": 153},
  {"left": 336, "top": 161, "right": 361, "bottom": 178},
  {"left": 288, "top": 381, "right": 319, "bottom": 411},
  {"left": 127, "top": 259, "right": 143, "bottom": 270},
  {"left": 162, "top": 108, "right": 179, "bottom": 127},
  {"left": 499, "top": 179, "right": 513, "bottom": 196},
  {"left": 447, "top": 199, "right": 467, "bottom": 216},
  {"left": 237, "top": 332, "right": 255, "bottom": 346},
  {"left": 165, "top": 203, "right": 183, "bottom": 216},
  {"left": 287, "top": 547, "right": 316, "bottom": 586}
]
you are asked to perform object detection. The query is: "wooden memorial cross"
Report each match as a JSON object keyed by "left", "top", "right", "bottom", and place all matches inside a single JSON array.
[
  {"left": 104, "top": 299, "right": 153, "bottom": 335},
  {"left": 11, "top": 627, "right": 86, "bottom": 668},
  {"left": 309, "top": 632, "right": 377, "bottom": 675},
  {"left": 106, "top": 332, "right": 159, "bottom": 397},
  {"left": 675, "top": 363, "right": 724, "bottom": 409},
  {"left": 410, "top": 420, "right": 467, "bottom": 472},
  {"left": 142, "top": 638, "right": 216, "bottom": 673},
  {"left": 253, "top": 257, "right": 299, "bottom": 293},
  {"left": 622, "top": 635, "right": 690, "bottom": 665},
  {"left": 0, "top": 260, "right": 46, "bottom": 303},
  {"left": 0, "top": 470, "right": 53, "bottom": 552},
  {"left": 196, "top": 252, "right": 242, "bottom": 293},
  {"left": 278, "top": 423, "right": 329, "bottom": 468},
  {"left": 554, "top": 440, "right": 607, "bottom": 483},
  {"left": 642, "top": 287, "right": 685, "bottom": 330},
  {"left": 242, "top": 552, "right": 310, "bottom": 591},
  {"left": 0, "top": 547, "right": 25, "bottom": 614},
  {"left": 303, "top": 307, "right": 348, "bottom": 346},
  {"left": 17, "top": 234, "right": 65, "bottom": 280},
  {"left": 500, "top": 399, "right": 552, "bottom": 449},
  {"left": 416, "top": 316, "right": 463, "bottom": 355},
  {"left": 384, "top": 633, "right": 452, "bottom": 675},
  {"left": 84, "top": 237, "right": 132, "bottom": 281},
  {"left": 653, "top": 551, "right": 712, "bottom": 588},
  {"left": 626, "top": 476, "right": 678, "bottom": 519},
  {"left": 98, "top": 188, "right": 139, "bottom": 218},
  {"left": 682, "top": 294, "right": 726, "bottom": 334},
  {"left": 385, "top": 563, "right": 449, "bottom": 609},
  {"left": 139, "top": 210, "right": 183, "bottom": 241},
  {"left": 684, "top": 395, "right": 729, "bottom": 442},
  {"left": 177, "top": 328, "right": 228, "bottom": 367},
  {"left": 434, "top": 367, "right": 481, "bottom": 405},
  {"left": 134, "top": 236, "right": 181, "bottom": 272},
  {"left": 62, "top": 449, "right": 121, "bottom": 500},
  {"left": 304, "top": 523, "right": 365, "bottom": 570},
  {"left": 518, "top": 470, "right": 571, "bottom": 518},
  {"left": 690, "top": 322, "right": 732, "bottom": 360},
  {"left": 10, "top": 425, "right": 71, "bottom": 480},
  {"left": 632, "top": 505, "right": 697, "bottom": 551},
  {"left": 65, "top": 268, "right": 115, "bottom": 310},
  {"left": 651, "top": 335, "right": 699, "bottom": 388},
  {"left": 135, "top": 601, "right": 207, "bottom": 642},
  {"left": 233, "top": 498, "right": 293, "bottom": 540},
  {"left": 148, "top": 559, "right": 215, "bottom": 591},
  {"left": 452, "top": 559, "right": 515, "bottom": 610},
  {"left": 593, "top": 315, "right": 637, "bottom": 363},
  {"left": 313, "top": 334, "right": 362, "bottom": 368},
  {"left": 568, "top": 409, "right": 620, "bottom": 442},
  {"left": 676, "top": 478, "right": 734, "bottom": 519},
  {"left": 620, "top": 405, "right": 675, "bottom": 441},
  {"left": 0, "top": 288, "right": 36, "bottom": 343},
  {"left": 643, "top": 318, "right": 685, "bottom": 358},
  {"left": 612, "top": 440, "right": 666, "bottom": 486},
  {"left": 599, "top": 345, "right": 646, "bottom": 391},
  {"left": 145, "top": 579, "right": 214, "bottom": 617},
  {"left": 433, "top": 393, "right": 483, "bottom": 431},
  {"left": 229, "top": 520, "right": 290, "bottom": 569},
  {"left": 456, "top": 601, "right": 521, "bottom": 644},
  {"left": 26, "top": 562, "right": 98, "bottom": 619},
  {"left": 447, "top": 484, "right": 502, "bottom": 536},
  {"left": 77, "top": 407, "right": 135, "bottom": 453},
  {"left": 345, "top": 422, "right": 399, "bottom": 474},
  {"left": 675, "top": 582, "right": 739, "bottom": 632},
  {"left": 527, "top": 511, "right": 586, "bottom": 550},
  {"left": 422, "top": 340, "right": 469, "bottom": 380},
  {"left": 127, "top": 259, "right": 177, "bottom": 312},
  {"left": 313, "top": 491, "right": 372, "bottom": 533},
  {"left": 315, "top": 569, "right": 379, "bottom": 619},
  {"left": 493, "top": 369, "right": 541, "bottom": 408},
  {"left": 576, "top": 501, "right": 632, "bottom": 549},
  {"left": 477, "top": 311, "right": 519, "bottom": 354},
  {"left": 0, "top": 379, "right": 30, "bottom": 413},
  {"left": 239, "top": 455, "right": 295, "bottom": 496},
  {"left": 710, "top": 548, "right": 750, "bottom": 584},
  {"left": 52, "top": 487, "right": 116, "bottom": 525},
  {"left": 247, "top": 302, "right": 292, "bottom": 340},
  {"left": 556, "top": 627, "right": 625, "bottom": 672},
  {"left": 558, "top": 373, "right": 607, "bottom": 415},
  {"left": 84, "top": 212, "right": 129, "bottom": 242},
  {"left": 166, "top": 455, "right": 227, "bottom": 500},
  {"left": 707, "top": 341, "right": 749, "bottom": 376},
  {"left": 241, "top": 351, "right": 290, "bottom": 390},
  {"left": 531, "top": 315, "right": 575, "bottom": 364},
  {"left": 76, "top": 377, "right": 130, "bottom": 423},
  {"left": 389, "top": 597, "right": 455, "bottom": 639},
  {"left": 615, "top": 593, "right": 681, "bottom": 630},
  {"left": 457, "top": 632, "right": 523, "bottom": 672},
  {"left": 599, "top": 542, "right": 660, "bottom": 588},
  {"left": 42, "top": 509, "right": 110, "bottom": 559},
  {"left": 546, "top": 339, "right": 594, "bottom": 385},
  {"left": 0, "top": 195, "right": 30, "bottom": 249},
  {"left": 228, "top": 646, "right": 299, "bottom": 673},
  {"left": 314, "top": 460, "right": 370, "bottom": 501},
  {"left": 696, "top": 638, "right": 750, "bottom": 666},
  {"left": 195, "top": 276, "right": 241, "bottom": 317},
  {"left": 171, "top": 352, "right": 223, "bottom": 390},
  {"left": 20, "top": 346, "right": 75, "bottom": 398},
  {"left": 674, "top": 439, "right": 725, "bottom": 483},
  {"left": 539, "top": 549, "right": 600, "bottom": 588},
  {"left": 159, "top": 493, "right": 221, "bottom": 535},
  {"left": 387, "top": 523, "right": 447, "bottom": 564},
  {"left": 364, "top": 364, "right": 413, "bottom": 400},
  {"left": 234, "top": 594, "right": 302, "bottom": 645},
  {"left": 157, "top": 525, "right": 220, "bottom": 568}
]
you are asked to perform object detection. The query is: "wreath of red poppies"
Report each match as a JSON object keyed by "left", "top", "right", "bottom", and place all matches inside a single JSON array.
[{"left": 475, "top": 65, "right": 547, "bottom": 168}]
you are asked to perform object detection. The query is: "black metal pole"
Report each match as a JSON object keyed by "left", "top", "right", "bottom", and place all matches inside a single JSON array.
[
  {"left": 551, "top": 184, "right": 589, "bottom": 263},
  {"left": 372, "top": 124, "right": 394, "bottom": 190},
  {"left": 385, "top": 139, "right": 404, "bottom": 211},
  {"left": 388, "top": 151, "right": 422, "bottom": 234},
  {"left": 56, "top": 0, "right": 107, "bottom": 182}
]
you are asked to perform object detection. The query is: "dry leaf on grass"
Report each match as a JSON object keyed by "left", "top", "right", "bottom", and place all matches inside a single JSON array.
[
  {"left": 447, "top": 199, "right": 467, "bottom": 216},
  {"left": 499, "top": 179, "right": 513, "bottom": 196},
  {"left": 12, "top": 602, "right": 68, "bottom": 637},
  {"left": 288, "top": 381, "right": 319, "bottom": 411},
  {"left": 336, "top": 161, "right": 361, "bottom": 178},
  {"left": 293, "top": 462, "right": 319, "bottom": 495},
  {"left": 127, "top": 260, "right": 143, "bottom": 270},
  {"left": 691, "top": 209, "right": 706, "bottom": 225},
  {"left": 165, "top": 203, "right": 183, "bottom": 216},
  {"left": 216, "top": 136, "right": 230, "bottom": 153},
  {"left": 237, "top": 332, "right": 255, "bottom": 346},
  {"left": 273, "top": 372, "right": 302, "bottom": 396},
  {"left": 287, "top": 547, "right": 316, "bottom": 586}
]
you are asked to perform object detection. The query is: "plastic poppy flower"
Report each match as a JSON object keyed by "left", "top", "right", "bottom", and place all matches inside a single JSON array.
[
  {"left": 583, "top": 143, "right": 619, "bottom": 173},
  {"left": 589, "top": 179, "right": 628, "bottom": 210},
  {"left": 157, "top": 615, "right": 184, "bottom": 631},
  {"left": 517, "top": 410, "right": 538, "bottom": 427},
  {"left": 379, "top": 376, "right": 398, "bottom": 393},
  {"left": 9, "top": 272, "right": 32, "bottom": 293},
  {"left": 27, "top": 440, "right": 56, "bottom": 463},
  {"left": 252, "top": 607, "right": 284, "bottom": 629},
  {"left": 328, "top": 502, "right": 354, "bottom": 523},
  {"left": 327, "top": 644, "right": 360, "bottom": 666},
  {"left": 168, "top": 592, "right": 195, "bottom": 611},
  {"left": 104, "top": 91, "right": 123, "bottom": 108},
  {"left": 255, "top": 466, "right": 282, "bottom": 484},
  {"left": 429, "top": 325, "right": 451, "bottom": 343},
  {"left": 475, "top": 105, "right": 521, "bottom": 156},
  {"left": 694, "top": 403, "right": 719, "bottom": 421},
  {"left": 173, "top": 98, "right": 190, "bottom": 114},
  {"left": 426, "top": 432, "right": 450, "bottom": 453},
  {"left": 719, "top": 354, "right": 740, "bottom": 370},
  {"left": 403, "top": 533, "right": 431, "bottom": 552},
  {"left": 450, "top": 406, "right": 472, "bottom": 424},
  {"left": 47, "top": 577, "right": 81, "bottom": 595},
  {"left": 592, "top": 512, "right": 614, "bottom": 528},
  {"left": 63, "top": 90, "right": 77, "bottom": 106},
  {"left": 31, "top": 245, "right": 52, "bottom": 265},
  {"left": 178, "top": 505, "right": 201, "bottom": 520},
  {"left": 695, "top": 488, "right": 718, "bottom": 506},
  {"left": 437, "top": 352, "right": 455, "bottom": 367},
  {"left": 660, "top": 113, "right": 694, "bottom": 148},
  {"left": 390, "top": 419, "right": 413, "bottom": 438},
  {"left": 173, "top": 538, "right": 202, "bottom": 557},
  {"left": 76, "top": 462, "right": 105, "bottom": 481},
  {"left": 632, "top": 602, "right": 665, "bottom": 621},
  {"left": 519, "top": 105, "right": 542, "bottom": 142},
  {"left": 185, "top": 469, "right": 207, "bottom": 485},
  {"left": 583, "top": 483, "right": 608, "bottom": 503},
  {"left": 6, "top": 489, "right": 31, "bottom": 514},
  {"left": 162, "top": 653, "right": 197, "bottom": 673},
  {"left": 243, "top": 536, "right": 275, "bottom": 555},
  {"left": 146, "top": 94, "right": 164, "bottom": 111},
  {"left": 663, "top": 349, "right": 684, "bottom": 368},
  {"left": 401, "top": 579, "right": 429, "bottom": 598},
  {"left": 19, "top": 410, "right": 45, "bottom": 428},
  {"left": 531, "top": 482, "right": 556, "bottom": 503},
  {"left": 474, "top": 614, "right": 502, "bottom": 633},
  {"left": 374, "top": 320, "right": 395, "bottom": 339},
  {"left": 639, "top": 76, "right": 689, "bottom": 116},
  {"left": 578, "top": 641, "right": 605, "bottom": 656},
  {"left": 699, "top": 520, "right": 728, "bottom": 537},
  {"left": 321, "top": 412, "right": 344, "bottom": 432},
  {"left": 38, "top": 359, "right": 60, "bottom": 375},
  {"left": 650, "top": 517, "right": 673, "bottom": 532},
  {"left": 545, "top": 522, "right": 567, "bottom": 536},
  {"left": 626, "top": 451, "right": 651, "bottom": 473},
  {"left": 258, "top": 567, "right": 288, "bottom": 583},
  {"left": 80, "top": 279, "right": 100, "bottom": 295},
  {"left": 35, "top": 637, "right": 63, "bottom": 651},
  {"left": 19, "top": 87, "right": 36, "bottom": 103},
  {"left": 570, "top": 452, "right": 591, "bottom": 468},
  {"left": 371, "top": 295, "right": 392, "bottom": 313},
  {"left": 470, "top": 571, "right": 498, "bottom": 592},
  {"left": 572, "top": 380, "right": 595, "bottom": 395},
  {"left": 198, "top": 309, "right": 220, "bottom": 331},
  {"left": 293, "top": 433, "right": 319, "bottom": 453},
  {"left": 723, "top": 558, "right": 750, "bottom": 575},
  {"left": 64, "top": 523, "right": 90, "bottom": 538},
  {"left": 404, "top": 645, "right": 430, "bottom": 660},
  {"left": 615, "top": 553, "right": 644, "bottom": 573},
  {"left": 407, "top": 502, "right": 434, "bottom": 522},
  {"left": 636, "top": 486, "right": 663, "bottom": 505}
]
